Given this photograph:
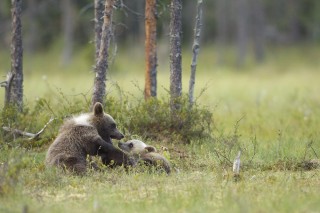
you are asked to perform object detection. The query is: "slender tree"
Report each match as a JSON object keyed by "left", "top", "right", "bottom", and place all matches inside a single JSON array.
[
  {"left": 9, "top": 0, "right": 23, "bottom": 111},
  {"left": 215, "top": 0, "right": 228, "bottom": 64},
  {"left": 61, "top": 0, "right": 76, "bottom": 65},
  {"left": 94, "top": 0, "right": 105, "bottom": 62},
  {"left": 91, "top": 0, "right": 114, "bottom": 107},
  {"left": 251, "top": 0, "right": 265, "bottom": 62},
  {"left": 25, "top": 0, "right": 38, "bottom": 53},
  {"left": 236, "top": 0, "right": 248, "bottom": 67},
  {"left": 145, "top": 0, "right": 157, "bottom": 99},
  {"left": 169, "top": 0, "right": 182, "bottom": 111},
  {"left": 188, "top": 0, "right": 203, "bottom": 107}
]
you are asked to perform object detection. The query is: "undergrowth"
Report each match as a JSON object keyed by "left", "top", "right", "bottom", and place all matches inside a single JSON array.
[{"left": 0, "top": 90, "right": 213, "bottom": 148}]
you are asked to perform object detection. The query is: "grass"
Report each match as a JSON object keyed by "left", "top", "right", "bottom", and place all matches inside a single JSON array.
[{"left": 0, "top": 44, "right": 320, "bottom": 212}]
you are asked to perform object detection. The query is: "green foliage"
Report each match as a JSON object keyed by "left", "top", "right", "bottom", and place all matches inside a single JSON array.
[
  {"left": 0, "top": 87, "right": 213, "bottom": 148},
  {"left": 0, "top": 146, "right": 29, "bottom": 195},
  {"left": 109, "top": 95, "right": 213, "bottom": 143},
  {"left": 0, "top": 45, "right": 320, "bottom": 212}
]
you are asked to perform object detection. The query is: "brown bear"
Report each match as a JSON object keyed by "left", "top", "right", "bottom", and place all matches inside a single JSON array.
[
  {"left": 118, "top": 140, "right": 171, "bottom": 174},
  {"left": 45, "top": 102, "right": 132, "bottom": 175}
]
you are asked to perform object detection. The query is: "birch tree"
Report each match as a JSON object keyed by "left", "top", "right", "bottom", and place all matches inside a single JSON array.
[
  {"left": 188, "top": 0, "right": 203, "bottom": 107},
  {"left": 169, "top": 0, "right": 182, "bottom": 111},
  {"left": 91, "top": 0, "right": 114, "bottom": 107},
  {"left": 144, "top": 0, "right": 157, "bottom": 99}
]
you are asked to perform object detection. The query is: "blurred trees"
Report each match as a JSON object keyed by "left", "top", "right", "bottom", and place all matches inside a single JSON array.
[
  {"left": 60, "top": 0, "right": 76, "bottom": 65},
  {"left": 0, "top": 0, "right": 320, "bottom": 60}
]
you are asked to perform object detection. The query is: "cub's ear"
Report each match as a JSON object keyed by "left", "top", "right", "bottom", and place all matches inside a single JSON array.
[
  {"left": 93, "top": 102, "right": 104, "bottom": 116},
  {"left": 145, "top": 146, "right": 157, "bottom": 153}
]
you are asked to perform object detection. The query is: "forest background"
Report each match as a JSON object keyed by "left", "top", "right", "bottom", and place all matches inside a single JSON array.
[{"left": 0, "top": 0, "right": 319, "bottom": 213}]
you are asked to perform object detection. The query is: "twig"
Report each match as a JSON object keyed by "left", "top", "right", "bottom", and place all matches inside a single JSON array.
[
  {"left": 0, "top": 73, "right": 12, "bottom": 87},
  {"left": 3, "top": 127, "right": 35, "bottom": 138},
  {"left": 121, "top": 2, "right": 145, "bottom": 18},
  {"left": 213, "top": 148, "right": 233, "bottom": 166},
  {"left": 310, "top": 145, "right": 318, "bottom": 158},
  {"left": 2, "top": 117, "right": 55, "bottom": 140},
  {"left": 248, "top": 134, "right": 257, "bottom": 163},
  {"left": 2, "top": 72, "right": 15, "bottom": 106}
]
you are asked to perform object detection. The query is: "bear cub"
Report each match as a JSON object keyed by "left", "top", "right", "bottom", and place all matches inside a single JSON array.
[
  {"left": 118, "top": 140, "right": 171, "bottom": 174},
  {"left": 45, "top": 102, "right": 132, "bottom": 174}
]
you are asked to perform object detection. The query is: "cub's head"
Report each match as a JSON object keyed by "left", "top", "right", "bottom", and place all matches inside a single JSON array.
[
  {"left": 91, "top": 102, "right": 124, "bottom": 141},
  {"left": 118, "top": 140, "right": 156, "bottom": 155}
]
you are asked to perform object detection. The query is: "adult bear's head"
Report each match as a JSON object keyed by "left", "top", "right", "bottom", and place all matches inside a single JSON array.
[{"left": 91, "top": 102, "right": 124, "bottom": 142}]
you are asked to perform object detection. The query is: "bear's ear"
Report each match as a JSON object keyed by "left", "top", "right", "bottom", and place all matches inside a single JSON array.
[
  {"left": 93, "top": 102, "right": 104, "bottom": 116},
  {"left": 145, "top": 146, "right": 157, "bottom": 153}
]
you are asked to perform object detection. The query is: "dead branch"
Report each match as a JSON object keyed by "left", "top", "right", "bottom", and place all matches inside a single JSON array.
[
  {"left": 233, "top": 151, "right": 241, "bottom": 175},
  {"left": 2, "top": 72, "right": 15, "bottom": 107},
  {"left": 233, "top": 151, "right": 241, "bottom": 181},
  {"left": 2, "top": 117, "right": 55, "bottom": 140},
  {"left": 213, "top": 148, "right": 233, "bottom": 166}
]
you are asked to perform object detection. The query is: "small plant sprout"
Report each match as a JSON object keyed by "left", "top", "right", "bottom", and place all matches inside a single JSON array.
[{"left": 233, "top": 151, "right": 241, "bottom": 180}]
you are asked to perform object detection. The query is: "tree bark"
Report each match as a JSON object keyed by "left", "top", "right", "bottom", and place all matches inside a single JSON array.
[
  {"left": 91, "top": 0, "right": 114, "bottom": 107},
  {"left": 169, "top": 0, "right": 182, "bottom": 111},
  {"left": 9, "top": 0, "right": 23, "bottom": 111},
  {"left": 188, "top": 0, "right": 203, "bottom": 107},
  {"left": 94, "top": 0, "right": 105, "bottom": 62},
  {"left": 145, "top": 0, "right": 157, "bottom": 99}
]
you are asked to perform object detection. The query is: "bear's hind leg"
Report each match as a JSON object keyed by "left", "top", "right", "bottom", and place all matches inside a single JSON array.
[{"left": 64, "top": 157, "right": 87, "bottom": 175}]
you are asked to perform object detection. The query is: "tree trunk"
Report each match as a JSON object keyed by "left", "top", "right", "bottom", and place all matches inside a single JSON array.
[
  {"left": 61, "top": 0, "right": 76, "bottom": 65},
  {"left": 215, "top": 0, "right": 228, "bottom": 64},
  {"left": 236, "top": 0, "right": 248, "bottom": 68},
  {"left": 94, "top": 0, "right": 104, "bottom": 62},
  {"left": 25, "top": 0, "right": 38, "bottom": 54},
  {"left": 9, "top": 0, "right": 23, "bottom": 111},
  {"left": 251, "top": 0, "right": 265, "bottom": 63},
  {"left": 288, "top": 0, "right": 301, "bottom": 41},
  {"left": 188, "top": 0, "right": 203, "bottom": 107},
  {"left": 91, "top": 0, "right": 114, "bottom": 107},
  {"left": 144, "top": 0, "right": 157, "bottom": 99},
  {"left": 169, "top": 0, "right": 182, "bottom": 111}
]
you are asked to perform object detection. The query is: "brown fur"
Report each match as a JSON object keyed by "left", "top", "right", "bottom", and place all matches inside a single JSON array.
[
  {"left": 118, "top": 140, "right": 171, "bottom": 174},
  {"left": 45, "top": 102, "right": 132, "bottom": 175}
]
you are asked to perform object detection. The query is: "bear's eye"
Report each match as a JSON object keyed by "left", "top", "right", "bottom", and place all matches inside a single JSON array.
[
  {"left": 129, "top": 143, "right": 133, "bottom": 148},
  {"left": 111, "top": 123, "right": 116, "bottom": 128}
]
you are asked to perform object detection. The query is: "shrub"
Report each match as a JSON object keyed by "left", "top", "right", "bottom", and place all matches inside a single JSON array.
[
  {"left": 106, "top": 95, "right": 213, "bottom": 144},
  {"left": 0, "top": 90, "right": 214, "bottom": 146}
]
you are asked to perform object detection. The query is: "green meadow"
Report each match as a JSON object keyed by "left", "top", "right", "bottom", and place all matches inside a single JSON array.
[{"left": 0, "top": 44, "right": 319, "bottom": 213}]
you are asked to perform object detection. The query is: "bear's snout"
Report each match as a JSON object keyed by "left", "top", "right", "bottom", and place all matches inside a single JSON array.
[
  {"left": 111, "top": 131, "right": 124, "bottom": 140},
  {"left": 118, "top": 133, "right": 124, "bottom": 139}
]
